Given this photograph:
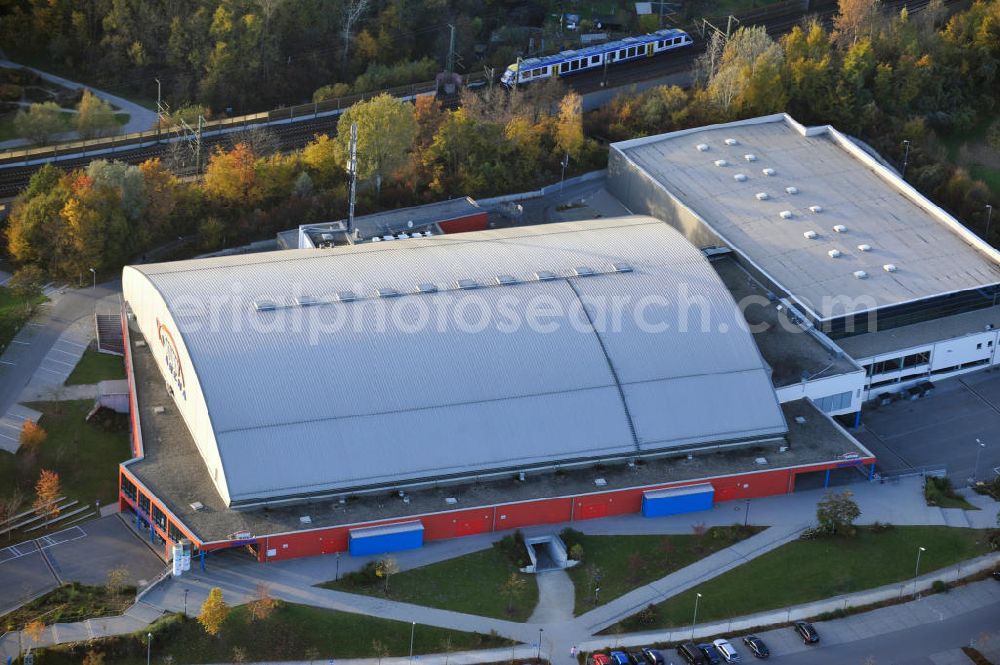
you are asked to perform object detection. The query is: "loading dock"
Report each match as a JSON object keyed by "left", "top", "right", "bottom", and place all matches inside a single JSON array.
[
  {"left": 348, "top": 521, "right": 424, "bottom": 557},
  {"left": 641, "top": 483, "right": 714, "bottom": 517}
]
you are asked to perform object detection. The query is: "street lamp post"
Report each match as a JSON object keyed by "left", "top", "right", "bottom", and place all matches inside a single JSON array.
[
  {"left": 537, "top": 628, "right": 544, "bottom": 660},
  {"left": 901, "top": 140, "right": 911, "bottom": 179},
  {"left": 973, "top": 438, "right": 986, "bottom": 482},
  {"left": 183, "top": 588, "right": 188, "bottom": 616},
  {"left": 336, "top": 551, "right": 341, "bottom": 581},
  {"left": 146, "top": 632, "right": 152, "bottom": 665},
  {"left": 986, "top": 204, "right": 994, "bottom": 242},
  {"left": 594, "top": 585, "right": 601, "bottom": 605},
  {"left": 691, "top": 592, "right": 702, "bottom": 640},
  {"left": 409, "top": 621, "right": 415, "bottom": 664},
  {"left": 560, "top": 153, "right": 569, "bottom": 193},
  {"left": 913, "top": 546, "right": 926, "bottom": 598},
  {"left": 89, "top": 267, "right": 96, "bottom": 290},
  {"left": 744, "top": 498, "right": 750, "bottom": 527}
]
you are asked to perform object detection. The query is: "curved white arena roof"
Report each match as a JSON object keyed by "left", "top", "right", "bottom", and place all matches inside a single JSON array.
[{"left": 123, "top": 216, "right": 786, "bottom": 506}]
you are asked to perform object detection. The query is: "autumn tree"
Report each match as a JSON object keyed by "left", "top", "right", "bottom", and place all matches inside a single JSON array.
[
  {"left": 7, "top": 266, "right": 46, "bottom": 316},
  {"left": 334, "top": 93, "right": 417, "bottom": 194},
  {"left": 499, "top": 572, "right": 527, "bottom": 614},
  {"left": 82, "top": 650, "right": 105, "bottom": 665},
  {"left": 19, "top": 420, "right": 47, "bottom": 450},
  {"left": 816, "top": 490, "right": 862, "bottom": 537},
  {"left": 203, "top": 143, "right": 261, "bottom": 206},
  {"left": 198, "top": 587, "right": 230, "bottom": 636},
  {"left": 371, "top": 639, "right": 389, "bottom": 665},
  {"left": 24, "top": 619, "right": 45, "bottom": 643},
  {"left": 247, "top": 582, "right": 278, "bottom": 621},
  {"left": 14, "top": 102, "right": 64, "bottom": 145},
  {"left": 833, "top": 0, "right": 883, "bottom": 47},
  {"left": 76, "top": 89, "right": 118, "bottom": 139},
  {"left": 375, "top": 556, "right": 399, "bottom": 594},
  {"left": 302, "top": 134, "right": 342, "bottom": 189},
  {"left": 33, "top": 469, "right": 61, "bottom": 519},
  {"left": 556, "top": 91, "right": 585, "bottom": 161},
  {"left": 106, "top": 565, "right": 130, "bottom": 601}
]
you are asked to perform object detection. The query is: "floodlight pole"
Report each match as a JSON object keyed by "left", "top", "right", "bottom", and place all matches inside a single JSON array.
[
  {"left": 691, "top": 592, "right": 702, "bottom": 640},
  {"left": 347, "top": 122, "right": 358, "bottom": 236},
  {"left": 901, "top": 140, "right": 911, "bottom": 179},
  {"left": 973, "top": 438, "right": 985, "bottom": 482},
  {"left": 986, "top": 204, "right": 993, "bottom": 242},
  {"left": 913, "top": 546, "right": 925, "bottom": 597}
]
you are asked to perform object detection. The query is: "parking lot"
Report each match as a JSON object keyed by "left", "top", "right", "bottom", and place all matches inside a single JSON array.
[{"left": 855, "top": 369, "right": 1000, "bottom": 484}]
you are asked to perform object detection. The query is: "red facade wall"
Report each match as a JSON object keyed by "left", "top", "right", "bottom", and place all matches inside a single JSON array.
[{"left": 438, "top": 213, "right": 489, "bottom": 234}]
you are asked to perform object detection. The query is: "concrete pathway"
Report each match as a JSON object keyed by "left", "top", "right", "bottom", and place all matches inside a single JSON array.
[{"left": 528, "top": 570, "right": 576, "bottom": 624}]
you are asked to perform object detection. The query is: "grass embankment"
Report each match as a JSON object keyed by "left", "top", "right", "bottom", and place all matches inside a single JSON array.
[
  {"left": 0, "top": 285, "right": 45, "bottom": 353},
  {"left": 564, "top": 525, "right": 762, "bottom": 615},
  {"left": 0, "top": 400, "right": 130, "bottom": 538},
  {"left": 30, "top": 603, "right": 510, "bottom": 664},
  {"left": 925, "top": 476, "right": 979, "bottom": 511},
  {"left": 1, "top": 583, "right": 134, "bottom": 630},
  {"left": 608, "top": 525, "right": 993, "bottom": 632},
  {"left": 323, "top": 546, "right": 539, "bottom": 622},
  {"left": 65, "top": 343, "right": 125, "bottom": 385}
]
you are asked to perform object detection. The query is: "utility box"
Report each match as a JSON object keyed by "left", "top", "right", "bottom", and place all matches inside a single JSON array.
[
  {"left": 348, "top": 520, "right": 424, "bottom": 556},
  {"left": 641, "top": 483, "right": 714, "bottom": 518}
]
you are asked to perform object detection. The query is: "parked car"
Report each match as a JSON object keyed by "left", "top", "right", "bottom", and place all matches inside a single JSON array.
[
  {"left": 741, "top": 636, "right": 769, "bottom": 659},
  {"left": 676, "top": 643, "right": 708, "bottom": 665},
  {"left": 640, "top": 648, "right": 667, "bottom": 665},
  {"left": 712, "top": 639, "right": 741, "bottom": 663},
  {"left": 589, "top": 655, "right": 612, "bottom": 665},
  {"left": 610, "top": 651, "right": 632, "bottom": 665},
  {"left": 992, "top": 569, "right": 1000, "bottom": 582},
  {"left": 696, "top": 643, "right": 722, "bottom": 665},
  {"left": 794, "top": 621, "right": 820, "bottom": 644},
  {"left": 628, "top": 652, "right": 647, "bottom": 665}
]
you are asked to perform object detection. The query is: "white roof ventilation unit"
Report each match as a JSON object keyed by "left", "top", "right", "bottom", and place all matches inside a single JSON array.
[
  {"left": 696, "top": 143, "right": 710, "bottom": 152},
  {"left": 417, "top": 283, "right": 438, "bottom": 293},
  {"left": 828, "top": 249, "right": 842, "bottom": 258},
  {"left": 853, "top": 270, "right": 868, "bottom": 279},
  {"left": 574, "top": 266, "right": 595, "bottom": 277},
  {"left": 294, "top": 295, "right": 318, "bottom": 307},
  {"left": 755, "top": 192, "right": 769, "bottom": 201},
  {"left": 785, "top": 186, "right": 799, "bottom": 195},
  {"left": 714, "top": 159, "right": 728, "bottom": 167},
  {"left": 833, "top": 224, "right": 847, "bottom": 233},
  {"left": 371, "top": 236, "right": 382, "bottom": 242},
  {"left": 883, "top": 263, "right": 898, "bottom": 272},
  {"left": 803, "top": 230, "right": 818, "bottom": 239},
  {"left": 857, "top": 244, "right": 872, "bottom": 252},
  {"left": 253, "top": 299, "right": 277, "bottom": 312},
  {"left": 611, "top": 262, "right": 633, "bottom": 273},
  {"left": 809, "top": 205, "right": 823, "bottom": 213},
  {"left": 457, "top": 279, "right": 480, "bottom": 290},
  {"left": 734, "top": 173, "right": 748, "bottom": 182},
  {"left": 744, "top": 154, "right": 757, "bottom": 162},
  {"left": 762, "top": 167, "right": 776, "bottom": 176},
  {"left": 377, "top": 288, "right": 401, "bottom": 298},
  {"left": 496, "top": 274, "right": 520, "bottom": 285},
  {"left": 779, "top": 210, "right": 793, "bottom": 219},
  {"left": 725, "top": 138, "right": 739, "bottom": 146},
  {"left": 382, "top": 234, "right": 395, "bottom": 241},
  {"left": 336, "top": 290, "right": 357, "bottom": 302},
  {"left": 535, "top": 270, "right": 557, "bottom": 281}
]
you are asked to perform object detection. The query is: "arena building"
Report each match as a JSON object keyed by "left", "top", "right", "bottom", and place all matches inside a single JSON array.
[
  {"left": 609, "top": 113, "right": 1000, "bottom": 404},
  {"left": 118, "top": 217, "right": 874, "bottom": 563}
]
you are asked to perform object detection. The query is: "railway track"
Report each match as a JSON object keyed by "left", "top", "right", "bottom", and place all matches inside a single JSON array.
[{"left": 0, "top": 0, "right": 950, "bottom": 199}]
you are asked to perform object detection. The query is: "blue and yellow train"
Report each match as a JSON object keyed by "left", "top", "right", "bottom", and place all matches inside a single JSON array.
[{"left": 500, "top": 28, "right": 694, "bottom": 87}]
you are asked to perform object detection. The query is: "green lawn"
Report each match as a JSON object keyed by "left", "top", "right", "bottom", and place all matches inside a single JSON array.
[
  {"left": 567, "top": 526, "right": 762, "bottom": 615},
  {"left": 29, "top": 603, "right": 509, "bottom": 664},
  {"left": 1, "top": 582, "right": 134, "bottom": 630},
  {"left": 65, "top": 343, "right": 125, "bottom": 385},
  {"left": 322, "top": 546, "right": 539, "bottom": 621},
  {"left": 609, "top": 526, "right": 993, "bottom": 632},
  {"left": 0, "top": 400, "right": 130, "bottom": 538},
  {"left": 0, "top": 286, "right": 46, "bottom": 354}
]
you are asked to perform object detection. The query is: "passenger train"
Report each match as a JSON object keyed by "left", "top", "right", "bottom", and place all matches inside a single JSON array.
[{"left": 500, "top": 28, "right": 694, "bottom": 87}]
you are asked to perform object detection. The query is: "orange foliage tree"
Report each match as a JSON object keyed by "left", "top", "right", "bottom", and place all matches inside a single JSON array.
[
  {"left": 33, "top": 469, "right": 61, "bottom": 519},
  {"left": 19, "top": 420, "right": 47, "bottom": 450}
]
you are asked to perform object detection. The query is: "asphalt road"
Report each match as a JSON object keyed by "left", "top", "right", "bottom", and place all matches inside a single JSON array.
[
  {"left": 767, "top": 600, "right": 999, "bottom": 665},
  {"left": 0, "top": 279, "right": 120, "bottom": 421}
]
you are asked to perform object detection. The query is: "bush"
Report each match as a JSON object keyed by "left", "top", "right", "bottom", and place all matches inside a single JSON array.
[
  {"left": 313, "top": 83, "right": 353, "bottom": 103},
  {"left": 340, "top": 560, "right": 380, "bottom": 588},
  {"left": 925, "top": 476, "right": 965, "bottom": 507},
  {"left": 351, "top": 58, "right": 438, "bottom": 94},
  {"left": 869, "top": 521, "right": 895, "bottom": 533},
  {"left": 0, "top": 83, "right": 22, "bottom": 101},
  {"left": 559, "top": 527, "right": 584, "bottom": 552},
  {"left": 493, "top": 530, "right": 530, "bottom": 568},
  {"left": 931, "top": 579, "right": 950, "bottom": 594}
]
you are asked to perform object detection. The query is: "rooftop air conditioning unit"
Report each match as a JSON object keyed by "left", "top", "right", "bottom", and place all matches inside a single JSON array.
[
  {"left": 803, "top": 231, "right": 818, "bottom": 239},
  {"left": 734, "top": 173, "right": 747, "bottom": 182},
  {"left": 371, "top": 236, "right": 382, "bottom": 242},
  {"left": 755, "top": 192, "right": 769, "bottom": 201},
  {"left": 809, "top": 205, "right": 823, "bottom": 213},
  {"left": 828, "top": 249, "right": 842, "bottom": 258},
  {"left": 883, "top": 263, "right": 898, "bottom": 272},
  {"left": 696, "top": 143, "right": 709, "bottom": 152},
  {"left": 725, "top": 138, "right": 739, "bottom": 146},
  {"left": 714, "top": 159, "right": 728, "bottom": 167},
  {"left": 779, "top": 210, "right": 793, "bottom": 219},
  {"left": 858, "top": 244, "right": 872, "bottom": 252},
  {"left": 853, "top": 270, "right": 868, "bottom": 279},
  {"left": 745, "top": 154, "right": 757, "bottom": 162},
  {"left": 833, "top": 224, "right": 847, "bottom": 233},
  {"left": 762, "top": 167, "right": 776, "bottom": 176},
  {"left": 785, "top": 186, "right": 799, "bottom": 195}
]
